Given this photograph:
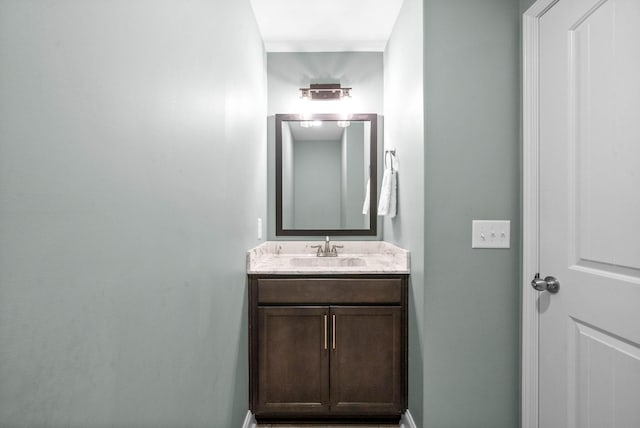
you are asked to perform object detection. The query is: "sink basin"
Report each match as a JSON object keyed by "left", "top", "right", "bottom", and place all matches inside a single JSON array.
[{"left": 289, "top": 256, "right": 367, "bottom": 268}]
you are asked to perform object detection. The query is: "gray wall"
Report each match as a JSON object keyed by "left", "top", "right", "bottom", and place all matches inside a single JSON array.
[
  {"left": 344, "top": 123, "right": 366, "bottom": 229},
  {"left": 382, "top": 0, "right": 425, "bottom": 425},
  {"left": 341, "top": 131, "right": 349, "bottom": 226},
  {"left": 0, "top": 1, "right": 266, "bottom": 427},
  {"left": 423, "top": 1, "right": 521, "bottom": 427},
  {"left": 267, "top": 52, "right": 384, "bottom": 116},
  {"left": 292, "top": 139, "right": 342, "bottom": 229},
  {"left": 267, "top": 52, "right": 383, "bottom": 239}
]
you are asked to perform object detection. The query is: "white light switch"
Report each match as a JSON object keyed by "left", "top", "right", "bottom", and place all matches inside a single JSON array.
[
  {"left": 472, "top": 220, "right": 510, "bottom": 249},
  {"left": 257, "top": 218, "right": 262, "bottom": 240}
]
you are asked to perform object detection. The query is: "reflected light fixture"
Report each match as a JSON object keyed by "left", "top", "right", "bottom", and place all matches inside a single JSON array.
[
  {"left": 336, "top": 121, "right": 351, "bottom": 128},
  {"left": 300, "top": 83, "right": 352, "bottom": 100},
  {"left": 300, "top": 120, "right": 323, "bottom": 128}
]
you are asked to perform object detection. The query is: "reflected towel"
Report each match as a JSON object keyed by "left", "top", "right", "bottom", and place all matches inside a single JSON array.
[
  {"left": 377, "top": 168, "right": 397, "bottom": 217},
  {"left": 362, "top": 178, "right": 370, "bottom": 215}
]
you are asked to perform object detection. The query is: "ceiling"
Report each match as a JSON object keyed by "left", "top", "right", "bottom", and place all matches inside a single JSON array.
[{"left": 249, "top": 0, "right": 405, "bottom": 52}]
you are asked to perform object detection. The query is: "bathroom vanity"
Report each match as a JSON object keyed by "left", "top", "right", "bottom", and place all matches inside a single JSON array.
[{"left": 247, "top": 241, "right": 410, "bottom": 424}]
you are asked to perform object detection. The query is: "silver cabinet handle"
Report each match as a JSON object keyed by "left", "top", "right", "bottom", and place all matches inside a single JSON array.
[
  {"left": 332, "top": 314, "right": 336, "bottom": 350},
  {"left": 323, "top": 315, "right": 327, "bottom": 350}
]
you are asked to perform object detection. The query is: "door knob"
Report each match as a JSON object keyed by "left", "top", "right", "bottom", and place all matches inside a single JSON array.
[{"left": 531, "top": 273, "right": 560, "bottom": 293}]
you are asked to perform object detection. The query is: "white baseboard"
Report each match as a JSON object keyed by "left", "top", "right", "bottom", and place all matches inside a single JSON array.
[
  {"left": 242, "top": 409, "right": 415, "bottom": 428},
  {"left": 241, "top": 410, "right": 256, "bottom": 428},
  {"left": 400, "top": 410, "right": 417, "bottom": 428}
]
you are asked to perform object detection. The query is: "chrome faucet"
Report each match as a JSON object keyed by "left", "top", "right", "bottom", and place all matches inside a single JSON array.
[{"left": 311, "top": 236, "right": 343, "bottom": 257}]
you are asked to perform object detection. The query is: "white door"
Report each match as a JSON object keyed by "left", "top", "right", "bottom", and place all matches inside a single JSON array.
[{"left": 537, "top": 0, "right": 640, "bottom": 426}]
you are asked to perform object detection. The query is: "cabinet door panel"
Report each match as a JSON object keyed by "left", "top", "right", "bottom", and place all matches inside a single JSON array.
[
  {"left": 257, "top": 306, "right": 329, "bottom": 415},
  {"left": 330, "top": 306, "right": 402, "bottom": 415}
]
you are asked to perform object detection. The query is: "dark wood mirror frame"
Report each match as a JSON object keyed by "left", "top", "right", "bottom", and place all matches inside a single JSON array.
[{"left": 276, "top": 113, "right": 378, "bottom": 236}]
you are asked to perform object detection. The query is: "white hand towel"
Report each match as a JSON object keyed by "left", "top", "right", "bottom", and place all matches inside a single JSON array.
[
  {"left": 388, "top": 169, "right": 397, "bottom": 217},
  {"left": 362, "top": 178, "right": 370, "bottom": 215},
  {"left": 377, "top": 168, "right": 397, "bottom": 218}
]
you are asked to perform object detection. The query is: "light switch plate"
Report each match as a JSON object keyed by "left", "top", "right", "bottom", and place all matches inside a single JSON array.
[{"left": 472, "top": 220, "right": 510, "bottom": 248}]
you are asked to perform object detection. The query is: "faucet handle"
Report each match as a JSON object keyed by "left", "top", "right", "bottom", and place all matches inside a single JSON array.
[
  {"left": 310, "top": 244, "right": 323, "bottom": 256},
  {"left": 331, "top": 244, "right": 344, "bottom": 255}
]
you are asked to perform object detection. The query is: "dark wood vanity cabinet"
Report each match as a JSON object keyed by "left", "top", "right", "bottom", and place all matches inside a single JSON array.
[
  {"left": 330, "top": 306, "right": 402, "bottom": 415},
  {"left": 257, "top": 306, "right": 330, "bottom": 415},
  {"left": 248, "top": 275, "right": 408, "bottom": 423}
]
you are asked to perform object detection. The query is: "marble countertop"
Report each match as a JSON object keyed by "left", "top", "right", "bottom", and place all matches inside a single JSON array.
[{"left": 246, "top": 241, "right": 410, "bottom": 275}]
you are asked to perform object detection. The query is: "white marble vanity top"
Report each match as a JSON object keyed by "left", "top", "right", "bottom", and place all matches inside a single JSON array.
[{"left": 246, "top": 241, "right": 410, "bottom": 274}]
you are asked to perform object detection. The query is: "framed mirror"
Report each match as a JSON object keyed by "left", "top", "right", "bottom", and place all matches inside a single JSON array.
[{"left": 276, "top": 113, "right": 377, "bottom": 236}]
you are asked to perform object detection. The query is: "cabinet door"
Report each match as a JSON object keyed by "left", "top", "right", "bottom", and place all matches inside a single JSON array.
[
  {"left": 256, "top": 306, "right": 329, "bottom": 416},
  {"left": 330, "top": 306, "right": 403, "bottom": 415}
]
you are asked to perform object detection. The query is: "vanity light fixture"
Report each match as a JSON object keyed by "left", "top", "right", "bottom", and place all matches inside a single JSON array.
[
  {"left": 299, "top": 83, "right": 352, "bottom": 101},
  {"left": 336, "top": 121, "right": 351, "bottom": 128}
]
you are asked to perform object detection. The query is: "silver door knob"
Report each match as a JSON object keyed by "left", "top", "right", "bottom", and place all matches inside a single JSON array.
[{"left": 531, "top": 274, "right": 560, "bottom": 293}]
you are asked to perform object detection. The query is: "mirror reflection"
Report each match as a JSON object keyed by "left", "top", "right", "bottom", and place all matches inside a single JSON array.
[
  {"left": 282, "top": 120, "right": 369, "bottom": 229},
  {"left": 276, "top": 114, "right": 377, "bottom": 236}
]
